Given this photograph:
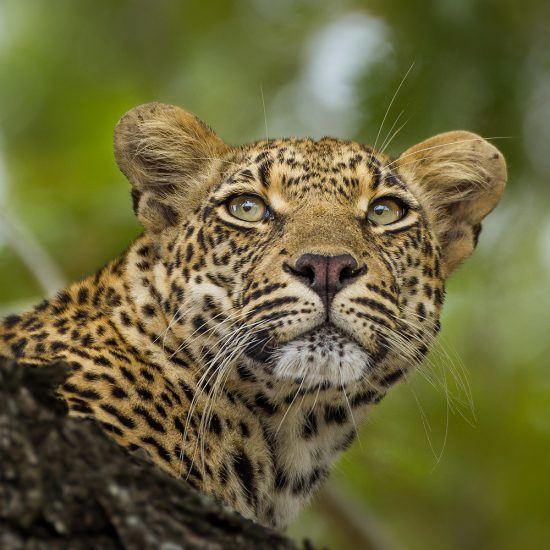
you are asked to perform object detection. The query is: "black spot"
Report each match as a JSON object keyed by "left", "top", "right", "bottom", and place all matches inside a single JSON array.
[
  {"left": 11, "top": 338, "right": 28, "bottom": 357},
  {"left": 178, "top": 381, "right": 195, "bottom": 402},
  {"left": 57, "top": 290, "right": 72, "bottom": 305},
  {"left": 133, "top": 405, "right": 166, "bottom": 433},
  {"left": 254, "top": 393, "right": 278, "bottom": 415},
  {"left": 70, "top": 402, "right": 93, "bottom": 415},
  {"left": 67, "top": 315, "right": 84, "bottom": 331},
  {"left": 235, "top": 363, "right": 252, "bottom": 381},
  {"left": 140, "top": 436, "right": 171, "bottom": 463},
  {"left": 105, "top": 288, "right": 122, "bottom": 307},
  {"left": 173, "top": 416, "right": 187, "bottom": 436},
  {"left": 350, "top": 391, "right": 377, "bottom": 407},
  {"left": 33, "top": 300, "right": 48, "bottom": 313},
  {"left": 100, "top": 403, "right": 136, "bottom": 429},
  {"left": 137, "top": 244, "right": 150, "bottom": 256},
  {"left": 232, "top": 449, "right": 255, "bottom": 505},
  {"left": 160, "top": 392, "right": 172, "bottom": 406},
  {"left": 93, "top": 355, "right": 112, "bottom": 367},
  {"left": 155, "top": 403, "right": 167, "bottom": 418},
  {"left": 240, "top": 168, "right": 254, "bottom": 181},
  {"left": 137, "top": 387, "right": 153, "bottom": 401},
  {"left": 324, "top": 405, "right": 348, "bottom": 425},
  {"left": 292, "top": 468, "right": 325, "bottom": 495},
  {"left": 209, "top": 413, "right": 222, "bottom": 436},
  {"left": 239, "top": 421, "right": 250, "bottom": 438},
  {"left": 111, "top": 386, "right": 128, "bottom": 399},
  {"left": 101, "top": 421, "right": 124, "bottom": 437},
  {"left": 192, "top": 315, "right": 208, "bottom": 335},
  {"left": 21, "top": 316, "right": 38, "bottom": 330},
  {"left": 257, "top": 160, "right": 273, "bottom": 187},
  {"left": 380, "top": 369, "right": 405, "bottom": 387},
  {"left": 185, "top": 243, "right": 194, "bottom": 262},
  {"left": 120, "top": 366, "right": 136, "bottom": 383},
  {"left": 53, "top": 317, "right": 68, "bottom": 328},
  {"left": 120, "top": 312, "right": 132, "bottom": 326},
  {"left": 3, "top": 314, "right": 21, "bottom": 329},
  {"left": 35, "top": 343, "right": 46, "bottom": 354},
  {"left": 139, "top": 368, "right": 154, "bottom": 382},
  {"left": 302, "top": 410, "right": 318, "bottom": 438},
  {"left": 244, "top": 331, "right": 274, "bottom": 363},
  {"left": 63, "top": 382, "right": 101, "bottom": 401},
  {"left": 351, "top": 297, "right": 395, "bottom": 318},
  {"left": 142, "top": 304, "right": 156, "bottom": 317}
]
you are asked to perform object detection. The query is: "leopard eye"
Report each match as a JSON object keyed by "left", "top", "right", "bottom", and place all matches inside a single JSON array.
[
  {"left": 227, "top": 194, "right": 268, "bottom": 222},
  {"left": 367, "top": 197, "right": 407, "bottom": 226}
]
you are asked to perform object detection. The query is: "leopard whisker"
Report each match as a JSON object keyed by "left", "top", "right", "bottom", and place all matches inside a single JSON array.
[
  {"left": 373, "top": 62, "right": 415, "bottom": 154},
  {"left": 275, "top": 371, "right": 307, "bottom": 435},
  {"left": 400, "top": 309, "right": 474, "bottom": 411},
  {"left": 378, "top": 109, "right": 405, "bottom": 156},
  {"left": 184, "top": 318, "right": 273, "bottom": 474},
  {"left": 193, "top": 320, "right": 274, "bottom": 473},
  {"left": 392, "top": 311, "right": 475, "bottom": 422},
  {"left": 339, "top": 368, "right": 362, "bottom": 451}
]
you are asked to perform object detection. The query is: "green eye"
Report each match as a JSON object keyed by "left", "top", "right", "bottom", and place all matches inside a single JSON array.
[
  {"left": 367, "top": 197, "right": 407, "bottom": 225},
  {"left": 227, "top": 194, "right": 268, "bottom": 222}
]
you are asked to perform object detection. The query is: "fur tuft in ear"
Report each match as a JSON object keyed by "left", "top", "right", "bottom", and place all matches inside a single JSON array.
[
  {"left": 396, "top": 131, "right": 506, "bottom": 276},
  {"left": 114, "top": 102, "right": 229, "bottom": 233}
]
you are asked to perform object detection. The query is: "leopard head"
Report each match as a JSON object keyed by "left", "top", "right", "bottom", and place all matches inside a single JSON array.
[{"left": 114, "top": 102, "right": 506, "bottom": 401}]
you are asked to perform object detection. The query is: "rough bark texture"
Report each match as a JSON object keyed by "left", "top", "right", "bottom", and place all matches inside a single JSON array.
[{"left": 0, "top": 359, "right": 305, "bottom": 550}]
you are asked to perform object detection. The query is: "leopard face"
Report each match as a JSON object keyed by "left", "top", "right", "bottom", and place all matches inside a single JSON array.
[
  {"left": 115, "top": 104, "right": 504, "bottom": 408},
  {"left": 152, "top": 139, "right": 439, "bottom": 402}
]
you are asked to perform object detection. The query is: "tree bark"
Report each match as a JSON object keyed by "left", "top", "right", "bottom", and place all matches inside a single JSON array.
[{"left": 0, "top": 359, "right": 306, "bottom": 550}]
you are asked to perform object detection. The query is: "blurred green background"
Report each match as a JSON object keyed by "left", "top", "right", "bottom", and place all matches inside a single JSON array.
[{"left": 1, "top": 1, "right": 549, "bottom": 548}]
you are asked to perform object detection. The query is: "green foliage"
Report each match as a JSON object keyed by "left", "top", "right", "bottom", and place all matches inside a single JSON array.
[{"left": 1, "top": 1, "right": 549, "bottom": 548}]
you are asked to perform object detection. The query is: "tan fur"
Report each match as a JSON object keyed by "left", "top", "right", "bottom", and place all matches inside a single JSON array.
[{"left": 0, "top": 103, "right": 506, "bottom": 529}]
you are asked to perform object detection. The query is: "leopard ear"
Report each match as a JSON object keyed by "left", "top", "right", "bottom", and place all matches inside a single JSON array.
[
  {"left": 395, "top": 131, "right": 506, "bottom": 276},
  {"left": 114, "top": 102, "right": 229, "bottom": 233}
]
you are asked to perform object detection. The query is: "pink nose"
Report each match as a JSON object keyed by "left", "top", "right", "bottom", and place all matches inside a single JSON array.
[{"left": 291, "top": 253, "right": 364, "bottom": 308}]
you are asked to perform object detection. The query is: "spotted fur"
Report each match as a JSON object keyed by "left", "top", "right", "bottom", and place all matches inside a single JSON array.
[{"left": 0, "top": 103, "right": 506, "bottom": 529}]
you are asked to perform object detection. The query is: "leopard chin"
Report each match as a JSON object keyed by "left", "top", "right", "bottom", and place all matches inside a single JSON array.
[{"left": 271, "top": 324, "right": 370, "bottom": 389}]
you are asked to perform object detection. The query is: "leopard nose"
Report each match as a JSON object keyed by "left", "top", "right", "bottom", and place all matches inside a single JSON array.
[{"left": 291, "top": 253, "right": 365, "bottom": 308}]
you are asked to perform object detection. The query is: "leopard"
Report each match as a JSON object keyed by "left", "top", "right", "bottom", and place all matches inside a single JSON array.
[{"left": 0, "top": 102, "right": 506, "bottom": 529}]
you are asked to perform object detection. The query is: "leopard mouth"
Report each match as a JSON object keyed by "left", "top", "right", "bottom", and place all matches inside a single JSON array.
[
  {"left": 271, "top": 324, "right": 371, "bottom": 388},
  {"left": 243, "top": 322, "right": 372, "bottom": 388},
  {"left": 243, "top": 321, "right": 368, "bottom": 362}
]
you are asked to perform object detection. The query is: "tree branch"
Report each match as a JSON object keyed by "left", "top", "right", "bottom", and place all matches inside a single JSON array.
[{"left": 0, "top": 359, "right": 306, "bottom": 550}]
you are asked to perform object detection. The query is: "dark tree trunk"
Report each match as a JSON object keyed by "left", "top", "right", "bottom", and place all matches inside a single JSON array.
[{"left": 0, "top": 359, "right": 307, "bottom": 550}]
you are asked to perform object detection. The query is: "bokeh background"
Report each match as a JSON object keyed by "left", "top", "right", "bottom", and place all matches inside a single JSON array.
[{"left": 1, "top": 1, "right": 549, "bottom": 548}]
